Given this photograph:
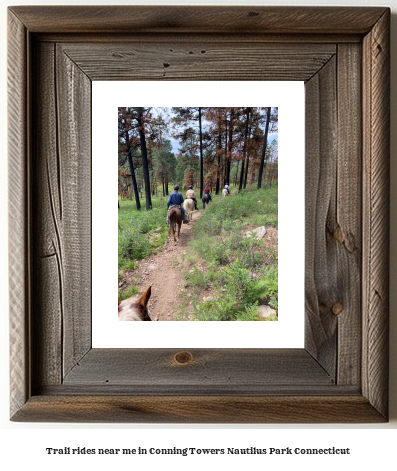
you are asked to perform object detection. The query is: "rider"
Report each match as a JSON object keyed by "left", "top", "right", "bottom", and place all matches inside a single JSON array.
[
  {"left": 204, "top": 184, "right": 212, "bottom": 202},
  {"left": 166, "top": 185, "right": 188, "bottom": 224},
  {"left": 224, "top": 183, "right": 230, "bottom": 194},
  {"left": 186, "top": 185, "right": 198, "bottom": 210}
]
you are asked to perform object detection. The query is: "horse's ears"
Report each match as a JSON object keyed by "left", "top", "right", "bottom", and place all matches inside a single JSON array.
[{"left": 138, "top": 285, "right": 152, "bottom": 307}]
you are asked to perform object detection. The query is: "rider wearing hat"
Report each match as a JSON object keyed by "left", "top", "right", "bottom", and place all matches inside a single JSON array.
[
  {"left": 186, "top": 185, "right": 198, "bottom": 210},
  {"left": 166, "top": 185, "right": 188, "bottom": 224}
]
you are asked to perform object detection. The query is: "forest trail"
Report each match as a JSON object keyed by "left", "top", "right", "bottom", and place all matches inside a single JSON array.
[
  {"left": 119, "top": 209, "right": 202, "bottom": 321},
  {"left": 118, "top": 193, "right": 279, "bottom": 321}
]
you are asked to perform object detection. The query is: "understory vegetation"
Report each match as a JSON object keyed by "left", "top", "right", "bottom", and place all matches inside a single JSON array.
[
  {"left": 118, "top": 197, "right": 168, "bottom": 271},
  {"left": 118, "top": 185, "right": 278, "bottom": 320},
  {"left": 176, "top": 185, "right": 278, "bottom": 321}
]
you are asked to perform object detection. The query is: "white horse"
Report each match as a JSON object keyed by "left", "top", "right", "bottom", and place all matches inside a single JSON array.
[
  {"left": 222, "top": 188, "right": 229, "bottom": 197},
  {"left": 183, "top": 198, "right": 195, "bottom": 221}
]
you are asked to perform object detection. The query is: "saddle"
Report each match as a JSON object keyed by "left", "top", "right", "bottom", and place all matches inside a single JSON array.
[{"left": 168, "top": 204, "right": 181, "bottom": 210}]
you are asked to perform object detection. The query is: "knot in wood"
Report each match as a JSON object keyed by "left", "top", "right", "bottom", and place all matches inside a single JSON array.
[
  {"left": 331, "top": 302, "right": 344, "bottom": 316},
  {"left": 333, "top": 225, "right": 344, "bottom": 244},
  {"left": 174, "top": 351, "right": 194, "bottom": 365}
]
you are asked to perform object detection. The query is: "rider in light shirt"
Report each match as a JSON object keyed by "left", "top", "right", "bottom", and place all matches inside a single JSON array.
[{"left": 186, "top": 185, "right": 198, "bottom": 210}]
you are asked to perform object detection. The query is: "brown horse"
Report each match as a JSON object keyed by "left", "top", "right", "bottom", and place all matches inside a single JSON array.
[
  {"left": 118, "top": 285, "right": 152, "bottom": 321},
  {"left": 202, "top": 193, "right": 211, "bottom": 209},
  {"left": 168, "top": 206, "right": 183, "bottom": 242}
]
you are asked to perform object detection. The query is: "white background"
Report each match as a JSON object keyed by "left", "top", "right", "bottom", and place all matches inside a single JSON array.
[
  {"left": 1, "top": 0, "right": 396, "bottom": 469},
  {"left": 92, "top": 81, "right": 304, "bottom": 348}
]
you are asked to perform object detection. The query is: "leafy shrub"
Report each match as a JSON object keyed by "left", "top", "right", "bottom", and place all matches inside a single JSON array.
[
  {"left": 118, "top": 201, "right": 168, "bottom": 268},
  {"left": 181, "top": 186, "right": 279, "bottom": 321}
]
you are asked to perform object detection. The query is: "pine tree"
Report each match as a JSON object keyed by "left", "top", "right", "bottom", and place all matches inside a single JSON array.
[{"left": 172, "top": 107, "right": 208, "bottom": 198}]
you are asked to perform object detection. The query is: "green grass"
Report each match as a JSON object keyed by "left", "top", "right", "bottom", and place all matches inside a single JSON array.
[
  {"left": 118, "top": 193, "right": 170, "bottom": 299},
  {"left": 176, "top": 184, "right": 278, "bottom": 321},
  {"left": 118, "top": 195, "right": 168, "bottom": 269},
  {"left": 118, "top": 184, "right": 278, "bottom": 321},
  {"left": 192, "top": 184, "right": 278, "bottom": 238},
  {"left": 118, "top": 285, "right": 140, "bottom": 303}
]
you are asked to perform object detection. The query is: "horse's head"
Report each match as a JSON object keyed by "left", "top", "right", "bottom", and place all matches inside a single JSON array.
[{"left": 118, "top": 285, "right": 152, "bottom": 321}]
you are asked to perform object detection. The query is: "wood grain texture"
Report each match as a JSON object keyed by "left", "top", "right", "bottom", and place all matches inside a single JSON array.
[
  {"left": 362, "top": 10, "right": 390, "bottom": 419},
  {"left": 32, "top": 42, "right": 62, "bottom": 387},
  {"left": 8, "top": 6, "right": 390, "bottom": 423},
  {"left": 305, "top": 57, "right": 338, "bottom": 378},
  {"left": 8, "top": 10, "right": 29, "bottom": 419},
  {"left": 62, "top": 349, "right": 333, "bottom": 391},
  {"left": 60, "top": 42, "right": 335, "bottom": 82},
  {"left": 34, "top": 33, "right": 363, "bottom": 45},
  {"left": 31, "top": 42, "right": 92, "bottom": 388},
  {"left": 56, "top": 44, "right": 91, "bottom": 377},
  {"left": 9, "top": 6, "right": 387, "bottom": 34},
  {"left": 11, "top": 396, "right": 385, "bottom": 424},
  {"left": 336, "top": 44, "right": 362, "bottom": 386}
]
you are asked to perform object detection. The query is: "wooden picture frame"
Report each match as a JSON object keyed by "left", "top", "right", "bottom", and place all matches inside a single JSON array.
[{"left": 8, "top": 6, "right": 390, "bottom": 423}]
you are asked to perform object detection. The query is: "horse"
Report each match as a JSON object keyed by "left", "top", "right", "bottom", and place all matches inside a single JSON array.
[
  {"left": 202, "top": 193, "right": 211, "bottom": 209},
  {"left": 222, "top": 188, "right": 229, "bottom": 197},
  {"left": 168, "top": 206, "right": 183, "bottom": 242},
  {"left": 118, "top": 285, "right": 152, "bottom": 321},
  {"left": 183, "top": 198, "right": 195, "bottom": 221}
]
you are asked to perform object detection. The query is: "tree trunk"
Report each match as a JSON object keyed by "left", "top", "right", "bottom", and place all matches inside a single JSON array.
[
  {"left": 216, "top": 128, "right": 222, "bottom": 195},
  {"left": 127, "top": 150, "right": 141, "bottom": 211},
  {"left": 243, "top": 122, "right": 252, "bottom": 189},
  {"left": 199, "top": 107, "right": 204, "bottom": 198},
  {"left": 226, "top": 109, "right": 233, "bottom": 185},
  {"left": 239, "top": 108, "right": 250, "bottom": 191},
  {"left": 223, "top": 125, "right": 228, "bottom": 189},
  {"left": 137, "top": 109, "right": 152, "bottom": 210},
  {"left": 243, "top": 156, "right": 249, "bottom": 189},
  {"left": 150, "top": 162, "right": 155, "bottom": 196},
  {"left": 235, "top": 160, "right": 239, "bottom": 186},
  {"left": 239, "top": 158, "right": 245, "bottom": 192},
  {"left": 257, "top": 107, "right": 271, "bottom": 189}
]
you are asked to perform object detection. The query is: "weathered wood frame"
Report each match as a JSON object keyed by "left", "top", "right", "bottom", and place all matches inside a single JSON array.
[{"left": 8, "top": 6, "right": 390, "bottom": 423}]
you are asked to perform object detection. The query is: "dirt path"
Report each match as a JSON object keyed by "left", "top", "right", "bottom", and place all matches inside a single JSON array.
[
  {"left": 118, "top": 210, "right": 201, "bottom": 321},
  {"left": 119, "top": 199, "right": 279, "bottom": 321}
]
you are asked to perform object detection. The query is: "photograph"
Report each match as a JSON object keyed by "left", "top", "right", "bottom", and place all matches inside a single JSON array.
[{"left": 117, "top": 106, "right": 279, "bottom": 322}]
